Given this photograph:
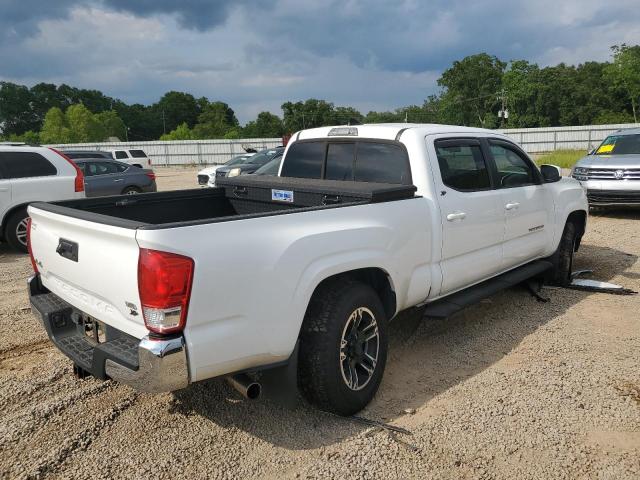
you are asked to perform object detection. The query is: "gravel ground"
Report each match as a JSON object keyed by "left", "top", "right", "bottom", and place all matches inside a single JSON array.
[{"left": 1, "top": 167, "right": 639, "bottom": 479}]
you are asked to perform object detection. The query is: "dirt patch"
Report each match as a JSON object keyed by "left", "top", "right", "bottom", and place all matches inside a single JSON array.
[{"left": 0, "top": 170, "right": 639, "bottom": 479}]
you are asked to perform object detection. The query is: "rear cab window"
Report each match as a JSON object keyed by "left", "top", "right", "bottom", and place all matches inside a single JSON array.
[
  {"left": 0, "top": 152, "right": 57, "bottom": 179},
  {"left": 114, "top": 151, "right": 129, "bottom": 160},
  {"left": 129, "top": 150, "right": 148, "bottom": 158},
  {"left": 281, "top": 139, "right": 411, "bottom": 184}
]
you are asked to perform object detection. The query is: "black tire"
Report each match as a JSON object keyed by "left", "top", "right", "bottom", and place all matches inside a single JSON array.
[
  {"left": 4, "top": 208, "right": 29, "bottom": 253},
  {"left": 298, "top": 280, "right": 388, "bottom": 416},
  {"left": 549, "top": 222, "right": 577, "bottom": 286},
  {"left": 122, "top": 186, "right": 142, "bottom": 195}
]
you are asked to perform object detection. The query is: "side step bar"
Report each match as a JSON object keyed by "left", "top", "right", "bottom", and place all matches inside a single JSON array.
[{"left": 424, "top": 260, "right": 553, "bottom": 318}]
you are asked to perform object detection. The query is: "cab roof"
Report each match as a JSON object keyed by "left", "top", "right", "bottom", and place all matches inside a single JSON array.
[{"left": 297, "top": 123, "right": 503, "bottom": 142}]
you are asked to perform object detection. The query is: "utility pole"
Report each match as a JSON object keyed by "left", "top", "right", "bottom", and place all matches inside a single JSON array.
[
  {"left": 162, "top": 109, "right": 166, "bottom": 134},
  {"left": 497, "top": 89, "right": 509, "bottom": 128}
]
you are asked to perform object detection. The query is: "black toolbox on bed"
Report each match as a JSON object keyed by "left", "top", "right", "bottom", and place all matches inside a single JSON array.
[{"left": 217, "top": 175, "right": 417, "bottom": 208}]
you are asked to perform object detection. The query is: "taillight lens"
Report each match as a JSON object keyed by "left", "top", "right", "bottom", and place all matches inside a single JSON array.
[
  {"left": 49, "top": 148, "right": 84, "bottom": 192},
  {"left": 26, "top": 217, "right": 38, "bottom": 273},
  {"left": 146, "top": 172, "right": 156, "bottom": 181},
  {"left": 138, "top": 248, "right": 194, "bottom": 334}
]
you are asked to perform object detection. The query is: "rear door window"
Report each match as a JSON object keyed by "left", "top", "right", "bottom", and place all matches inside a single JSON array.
[
  {"left": 354, "top": 143, "right": 410, "bottom": 184},
  {"left": 325, "top": 143, "right": 355, "bottom": 181},
  {"left": 280, "top": 142, "right": 325, "bottom": 179},
  {"left": 0, "top": 152, "right": 57, "bottom": 179},
  {"left": 114, "top": 150, "right": 129, "bottom": 160},
  {"left": 435, "top": 140, "right": 491, "bottom": 191},
  {"left": 129, "top": 150, "right": 147, "bottom": 158}
]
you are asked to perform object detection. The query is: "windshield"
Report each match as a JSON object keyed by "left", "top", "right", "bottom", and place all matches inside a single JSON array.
[
  {"left": 595, "top": 134, "right": 640, "bottom": 155},
  {"left": 254, "top": 155, "right": 283, "bottom": 175},
  {"left": 246, "top": 149, "right": 280, "bottom": 166},
  {"left": 225, "top": 155, "right": 253, "bottom": 166}
]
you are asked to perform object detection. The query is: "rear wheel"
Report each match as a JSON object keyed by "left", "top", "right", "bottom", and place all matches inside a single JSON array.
[
  {"left": 5, "top": 208, "right": 29, "bottom": 253},
  {"left": 122, "top": 186, "right": 142, "bottom": 195},
  {"left": 298, "top": 280, "right": 388, "bottom": 415},
  {"left": 549, "top": 222, "right": 577, "bottom": 286}
]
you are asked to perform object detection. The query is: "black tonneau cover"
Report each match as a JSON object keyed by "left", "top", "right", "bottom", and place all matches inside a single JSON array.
[{"left": 217, "top": 175, "right": 417, "bottom": 205}]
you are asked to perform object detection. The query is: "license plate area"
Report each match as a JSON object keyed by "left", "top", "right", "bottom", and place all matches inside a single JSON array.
[{"left": 79, "top": 315, "right": 106, "bottom": 344}]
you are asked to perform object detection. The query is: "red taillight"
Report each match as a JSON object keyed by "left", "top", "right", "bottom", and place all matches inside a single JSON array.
[
  {"left": 145, "top": 172, "right": 156, "bottom": 181},
  {"left": 49, "top": 148, "right": 84, "bottom": 192},
  {"left": 138, "top": 248, "right": 194, "bottom": 334},
  {"left": 26, "top": 217, "right": 38, "bottom": 273}
]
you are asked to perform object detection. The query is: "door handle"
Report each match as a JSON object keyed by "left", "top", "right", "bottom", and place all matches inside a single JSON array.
[
  {"left": 113, "top": 178, "right": 124, "bottom": 182},
  {"left": 505, "top": 202, "right": 520, "bottom": 210},
  {"left": 446, "top": 212, "right": 466, "bottom": 221},
  {"left": 0, "top": 187, "right": 9, "bottom": 192}
]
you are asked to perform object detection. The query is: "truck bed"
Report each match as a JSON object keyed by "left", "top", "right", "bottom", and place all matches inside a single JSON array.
[{"left": 30, "top": 176, "right": 417, "bottom": 230}]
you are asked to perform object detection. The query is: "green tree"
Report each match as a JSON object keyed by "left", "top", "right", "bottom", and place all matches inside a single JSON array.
[
  {"left": 160, "top": 122, "right": 195, "bottom": 140},
  {"left": 332, "top": 106, "right": 364, "bottom": 125},
  {"left": 437, "top": 53, "right": 506, "bottom": 127},
  {"left": 40, "top": 107, "right": 72, "bottom": 143},
  {"left": 242, "top": 111, "right": 284, "bottom": 137},
  {"left": 7, "top": 130, "right": 40, "bottom": 144},
  {"left": 192, "top": 101, "right": 239, "bottom": 138},
  {"left": 0, "top": 82, "right": 37, "bottom": 135},
  {"left": 606, "top": 44, "right": 640, "bottom": 122},
  {"left": 281, "top": 99, "right": 336, "bottom": 132},
  {"left": 65, "top": 104, "right": 106, "bottom": 142},
  {"left": 156, "top": 91, "right": 200, "bottom": 133},
  {"left": 95, "top": 110, "right": 127, "bottom": 140}
]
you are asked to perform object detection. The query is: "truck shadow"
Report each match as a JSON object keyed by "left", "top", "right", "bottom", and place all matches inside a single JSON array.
[
  {"left": 0, "top": 243, "right": 27, "bottom": 264},
  {"left": 170, "top": 244, "right": 637, "bottom": 450},
  {"left": 589, "top": 207, "right": 640, "bottom": 221}
]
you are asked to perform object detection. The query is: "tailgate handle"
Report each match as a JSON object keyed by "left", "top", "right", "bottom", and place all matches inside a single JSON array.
[
  {"left": 56, "top": 238, "right": 79, "bottom": 262},
  {"left": 233, "top": 186, "right": 248, "bottom": 196},
  {"left": 322, "top": 194, "right": 342, "bottom": 205}
]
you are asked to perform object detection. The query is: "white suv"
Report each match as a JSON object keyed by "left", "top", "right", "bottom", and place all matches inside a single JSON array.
[
  {"left": 108, "top": 149, "right": 153, "bottom": 169},
  {"left": 0, "top": 146, "right": 85, "bottom": 252}
]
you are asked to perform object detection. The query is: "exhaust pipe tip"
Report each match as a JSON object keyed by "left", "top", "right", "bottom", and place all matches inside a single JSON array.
[{"left": 226, "top": 373, "right": 261, "bottom": 400}]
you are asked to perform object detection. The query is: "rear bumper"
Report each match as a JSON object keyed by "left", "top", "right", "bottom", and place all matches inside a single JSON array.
[{"left": 28, "top": 275, "right": 189, "bottom": 393}]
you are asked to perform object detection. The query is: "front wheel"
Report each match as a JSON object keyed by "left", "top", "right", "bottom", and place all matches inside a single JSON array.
[
  {"left": 549, "top": 222, "right": 577, "bottom": 286},
  {"left": 298, "top": 280, "right": 388, "bottom": 416}
]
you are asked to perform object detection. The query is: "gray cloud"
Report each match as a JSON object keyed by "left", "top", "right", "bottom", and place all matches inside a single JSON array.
[
  {"left": 0, "top": 0, "right": 639, "bottom": 123},
  {"left": 101, "top": 0, "right": 275, "bottom": 30}
]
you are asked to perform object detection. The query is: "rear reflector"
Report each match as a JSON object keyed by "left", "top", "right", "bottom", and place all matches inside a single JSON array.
[
  {"left": 138, "top": 249, "right": 194, "bottom": 334},
  {"left": 26, "top": 217, "right": 38, "bottom": 273},
  {"left": 50, "top": 148, "right": 84, "bottom": 192}
]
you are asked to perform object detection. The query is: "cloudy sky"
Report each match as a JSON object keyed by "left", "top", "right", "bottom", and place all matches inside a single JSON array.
[{"left": 1, "top": 0, "right": 640, "bottom": 122}]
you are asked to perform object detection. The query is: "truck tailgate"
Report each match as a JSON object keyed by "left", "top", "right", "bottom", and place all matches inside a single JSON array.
[{"left": 28, "top": 205, "right": 147, "bottom": 339}]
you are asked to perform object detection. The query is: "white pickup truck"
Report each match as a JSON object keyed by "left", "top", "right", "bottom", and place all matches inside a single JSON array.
[{"left": 27, "top": 124, "right": 588, "bottom": 415}]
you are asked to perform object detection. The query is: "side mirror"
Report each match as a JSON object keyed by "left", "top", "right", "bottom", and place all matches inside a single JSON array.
[{"left": 540, "top": 164, "right": 561, "bottom": 183}]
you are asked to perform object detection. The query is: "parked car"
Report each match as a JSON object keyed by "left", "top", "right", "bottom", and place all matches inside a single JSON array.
[
  {"left": 572, "top": 128, "right": 640, "bottom": 207},
  {"left": 252, "top": 153, "right": 283, "bottom": 176},
  {"left": 61, "top": 150, "right": 113, "bottom": 160},
  {"left": 212, "top": 147, "right": 284, "bottom": 183},
  {"left": 107, "top": 149, "right": 153, "bottom": 169},
  {"left": 74, "top": 159, "right": 156, "bottom": 197},
  {"left": 0, "top": 146, "right": 84, "bottom": 252},
  {"left": 27, "top": 124, "right": 587, "bottom": 415},
  {"left": 197, "top": 153, "right": 255, "bottom": 187}
]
